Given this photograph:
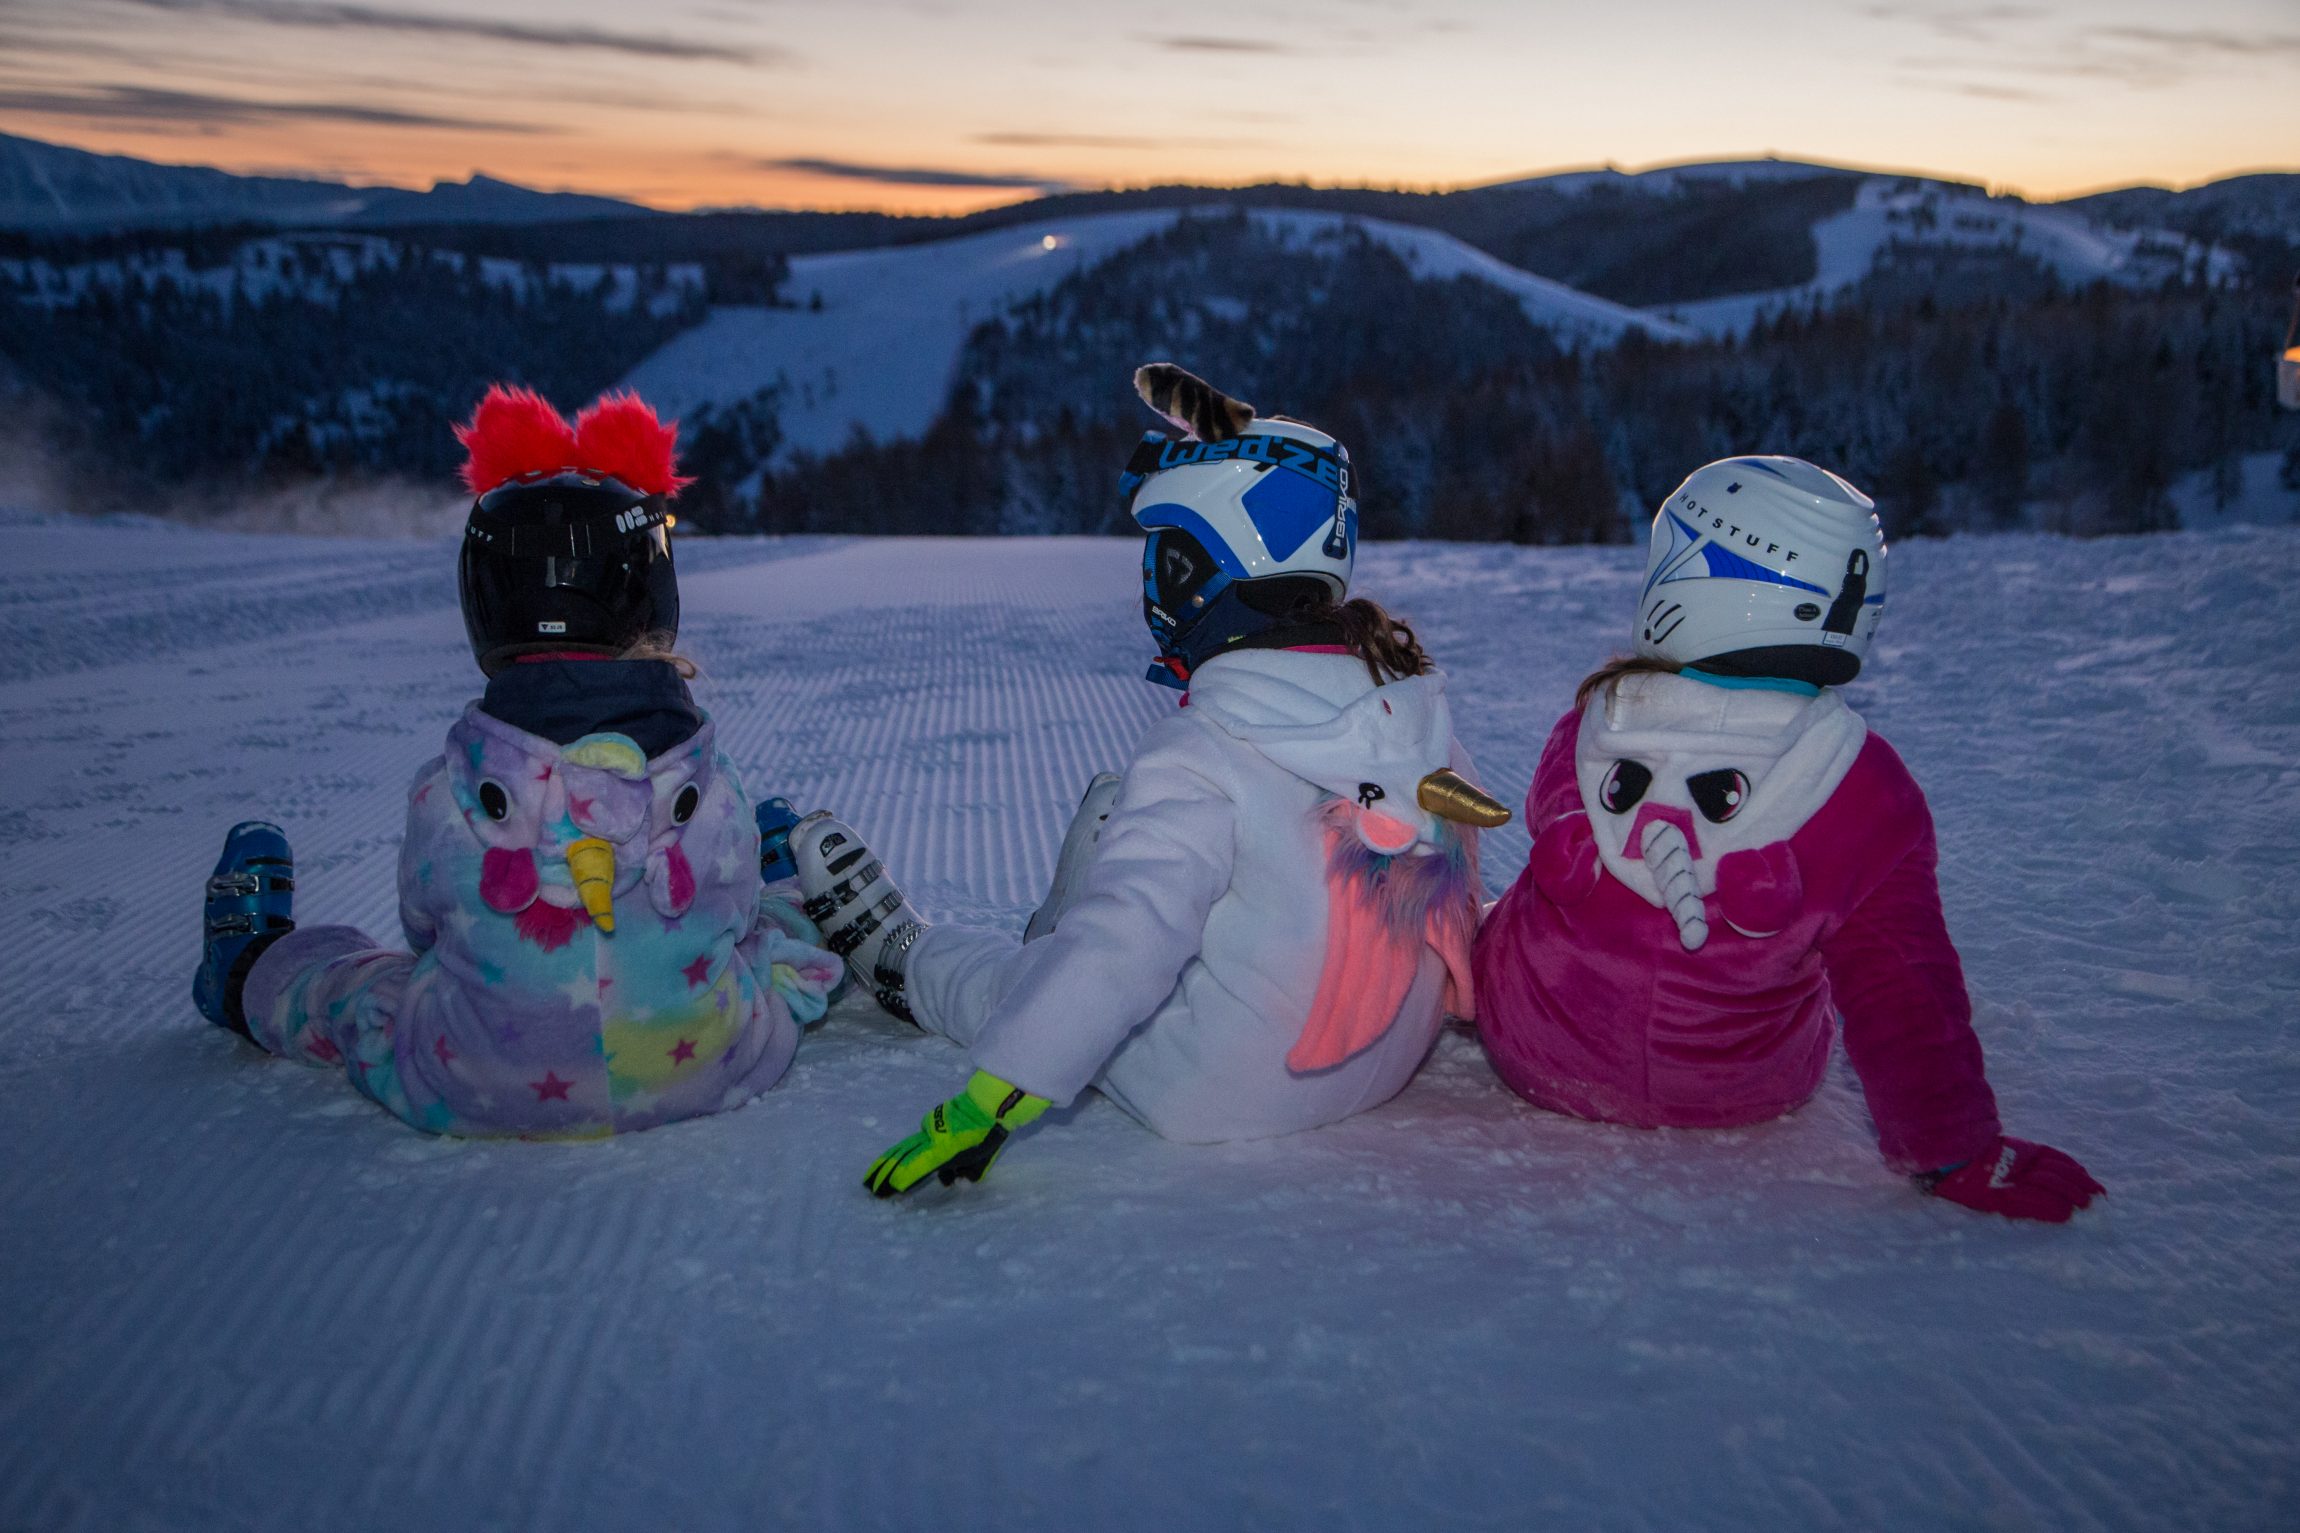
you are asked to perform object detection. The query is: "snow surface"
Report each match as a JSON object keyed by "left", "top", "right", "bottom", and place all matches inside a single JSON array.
[
  {"left": 619, "top": 208, "right": 1688, "bottom": 462},
  {"left": 2169, "top": 450, "right": 2300, "bottom": 531},
  {"left": 1654, "top": 178, "right": 2241, "bottom": 338},
  {"left": 3, "top": 518, "right": 2298, "bottom": 1531}
]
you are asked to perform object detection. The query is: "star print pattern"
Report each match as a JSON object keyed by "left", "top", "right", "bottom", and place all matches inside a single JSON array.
[{"left": 260, "top": 713, "right": 840, "bottom": 1138}]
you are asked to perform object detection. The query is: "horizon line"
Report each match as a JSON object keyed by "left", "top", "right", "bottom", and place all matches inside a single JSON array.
[{"left": 3, "top": 125, "right": 2294, "bottom": 216}]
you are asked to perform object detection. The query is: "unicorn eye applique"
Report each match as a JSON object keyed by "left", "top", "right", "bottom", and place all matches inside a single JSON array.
[
  {"left": 1600, "top": 760, "right": 1653, "bottom": 814},
  {"left": 478, "top": 779, "right": 511, "bottom": 821},
  {"left": 673, "top": 784, "right": 701, "bottom": 824},
  {"left": 1687, "top": 768, "right": 1751, "bottom": 823}
]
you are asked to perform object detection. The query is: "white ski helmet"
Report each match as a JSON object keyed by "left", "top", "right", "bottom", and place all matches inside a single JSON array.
[{"left": 1635, "top": 455, "right": 1887, "bottom": 686}]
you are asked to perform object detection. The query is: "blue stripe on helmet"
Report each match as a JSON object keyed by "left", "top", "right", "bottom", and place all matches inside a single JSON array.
[{"left": 1694, "top": 540, "right": 1832, "bottom": 594}]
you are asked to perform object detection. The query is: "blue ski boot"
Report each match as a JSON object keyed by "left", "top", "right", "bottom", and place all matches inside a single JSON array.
[
  {"left": 193, "top": 821, "right": 296, "bottom": 1039},
  {"left": 756, "top": 797, "right": 802, "bottom": 884}
]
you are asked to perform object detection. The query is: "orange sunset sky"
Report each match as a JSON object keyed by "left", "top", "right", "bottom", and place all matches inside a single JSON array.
[{"left": 1, "top": 0, "right": 2294, "bottom": 214}]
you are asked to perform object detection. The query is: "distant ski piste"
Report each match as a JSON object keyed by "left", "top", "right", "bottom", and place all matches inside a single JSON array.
[
  {"left": 619, "top": 208, "right": 1693, "bottom": 463},
  {"left": 1655, "top": 177, "right": 2242, "bottom": 337}
]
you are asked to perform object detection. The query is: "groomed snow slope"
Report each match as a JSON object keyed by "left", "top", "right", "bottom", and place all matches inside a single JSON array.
[
  {"left": 619, "top": 208, "right": 1689, "bottom": 462},
  {"left": 3, "top": 520, "right": 2297, "bottom": 1532}
]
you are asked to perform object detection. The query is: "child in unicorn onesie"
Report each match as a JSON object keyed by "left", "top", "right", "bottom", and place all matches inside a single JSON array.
[
  {"left": 796, "top": 366, "right": 1510, "bottom": 1196},
  {"left": 1473, "top": 455, "right": 2102, "bottom": 1221},
  {"left": 191, "top": 387, "right": 839, "bottom": 1137}
]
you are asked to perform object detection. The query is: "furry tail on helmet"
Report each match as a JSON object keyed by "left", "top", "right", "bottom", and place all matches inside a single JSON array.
[{"left": 1134, "top": 363, "right": 1255, "bottom": 443}]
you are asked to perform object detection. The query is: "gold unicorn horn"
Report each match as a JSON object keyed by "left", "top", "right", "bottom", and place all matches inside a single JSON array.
[
  {"left": 1418, "top": 769, "right": 1512, "bottom": 828},
  {"left": 565, "top": 837, "right": 617, "bottom": 934}
]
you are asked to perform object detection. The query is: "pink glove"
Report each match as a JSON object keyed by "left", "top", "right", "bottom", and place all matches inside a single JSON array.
[{"left": 1921, "top": 1137, "right": 2104, "bottom": 1223}]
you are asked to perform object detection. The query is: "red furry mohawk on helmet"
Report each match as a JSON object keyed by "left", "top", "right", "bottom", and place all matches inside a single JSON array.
[
  {"left": 455, "top": 384, "right": 577, "bottom": 496},
  {"left": 454, "top": 384, "right": 693, "bottom": 499},
  {"left": 572, "top": 391, "right": 693, "bottom": 499}
]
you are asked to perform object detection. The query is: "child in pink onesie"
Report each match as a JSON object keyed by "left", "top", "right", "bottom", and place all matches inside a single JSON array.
[{"left": 1473, "top": 455, "right": 2101, "bottom": 1221}]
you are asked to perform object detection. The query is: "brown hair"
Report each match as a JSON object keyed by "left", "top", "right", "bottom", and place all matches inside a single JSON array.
[
  {"left": 619, "top": 630, "right": 701, "bottom": 680},
  {"left": 1330, "top": 596, "right": 1432, "bottom": 684},
  {"left": 1573, "top": 653, "right": 1682, "bottom": 710}
]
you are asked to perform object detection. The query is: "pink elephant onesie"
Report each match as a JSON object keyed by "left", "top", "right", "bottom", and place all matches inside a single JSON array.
[{"left": 1472, "top": 669, "right": 2001, "bottom": 1174}]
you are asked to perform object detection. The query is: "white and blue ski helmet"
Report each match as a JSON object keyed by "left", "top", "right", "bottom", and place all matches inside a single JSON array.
[
  {"left": 1636, "top": 455, "right": 1887, "bottom": 686},
  {"left": 1124, "top": 414, "right": 1356, "bottom": 594},
  {"left": 1121, "top": 415, "right": 1357, "bottom": 679}
]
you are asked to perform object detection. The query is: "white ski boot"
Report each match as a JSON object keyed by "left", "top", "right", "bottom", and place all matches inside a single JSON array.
[
  {"left": 792, "top": 812, "right": 927, "bottom": 1023},
  {"left": 1023, "top": 772, "right": 1121, "bottom": 944}
]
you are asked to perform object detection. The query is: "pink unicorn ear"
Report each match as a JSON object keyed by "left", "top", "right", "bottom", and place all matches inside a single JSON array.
[
  {"left": 572, "top": 391, "right": 694, "bottom": 498},
  {"left": 456, "top": 384, "right": 576, "bottom": 495}
]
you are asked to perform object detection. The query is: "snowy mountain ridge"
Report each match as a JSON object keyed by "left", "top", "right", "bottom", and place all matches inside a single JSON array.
[
  {"left": 1656, "top": 175, "right": 2244, "bottom": 337},
  {"left": 1480, "top": 155, "right": 1867, "bottom": 197},
  {"left": 0, "top": 131, "right": 657, "bottom": 231}
]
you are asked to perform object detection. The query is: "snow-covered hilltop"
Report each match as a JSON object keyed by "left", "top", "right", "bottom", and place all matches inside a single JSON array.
[
  {"left": 622, "top": 208, "right": 1691, "bottom": 461},
  {"left": 1657, "top": 176, "right": 2244, "bottom": 336},
  {"left": 0, "top": 131, "right": 655, "bottom": 231}
]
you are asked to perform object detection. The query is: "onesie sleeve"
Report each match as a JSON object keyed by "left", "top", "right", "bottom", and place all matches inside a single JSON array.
[
  {"left": 397, "top": 755, "right": 447, "bottom": 956},
  {"left": 1821, "top": 793, "right": 2003, "bottom": 1174},
  {"left": 967, "top": 721, "right": 1238, "bottom": 1106}
]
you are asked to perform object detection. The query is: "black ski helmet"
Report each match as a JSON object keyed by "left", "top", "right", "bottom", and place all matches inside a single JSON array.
[
  {"left": 458, "top": 474, "right": 679, "bottom": 675},
  {"left": 453, "top": 385, "right": 688, "bottom": 676}
]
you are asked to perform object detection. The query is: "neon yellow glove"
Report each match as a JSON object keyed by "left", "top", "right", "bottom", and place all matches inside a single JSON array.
[{"left": 864, "top": 1070, "right": 1050, "bottom": 1198}]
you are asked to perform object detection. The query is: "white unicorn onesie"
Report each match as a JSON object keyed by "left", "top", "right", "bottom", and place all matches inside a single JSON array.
[{"left": 797, "top": 365, "right": 1507, "bottom": 1196}]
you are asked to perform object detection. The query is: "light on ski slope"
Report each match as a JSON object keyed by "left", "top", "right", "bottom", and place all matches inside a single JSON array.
[{"left": 1041, "top": 234, "right": 1060, "bottom": 250}]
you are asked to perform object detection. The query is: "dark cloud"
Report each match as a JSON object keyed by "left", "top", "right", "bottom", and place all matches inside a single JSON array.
[
  {"left": 0, "top": 83, "right": 551, "bottom": 132},
  {"left": 1860, "top": 4, "right": 2045, "bottom": 43},
  {"left": 2089, "top": 25, "right": 2300, "bottom": 58},
  {"left": 1154, "top": 37, "right": 1298, "bottom": 55},
  {"left": 1873, "top": 7, "right": 2300, "bottom": 91},
  {"left": 971, "top": 130, "right": 1260, "bottom": 151},
  {"left": 764, "top": 157, "right": 1070, "bottom": 191},
  {"left": 1900, "top": 78, "right": 2049, "bottom": 103},
  {"left": 114, "top": 0, "right": 783, "bottom": 66}
]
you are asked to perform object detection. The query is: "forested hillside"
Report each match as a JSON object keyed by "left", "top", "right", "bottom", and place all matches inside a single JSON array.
[
  {"left": 0, "top": 234, "right": 768, "bottom": 495},
  {"left": 0, "top": 194, "right": 2290, "bottom": 537},
  {"left": 706, "top": 213, "right": 2299, "bottom": 541}
]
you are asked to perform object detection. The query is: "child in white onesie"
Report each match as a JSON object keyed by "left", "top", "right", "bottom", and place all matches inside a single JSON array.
[{"left": 796, "top": 366, "right": 1509, "bottom": 1196}]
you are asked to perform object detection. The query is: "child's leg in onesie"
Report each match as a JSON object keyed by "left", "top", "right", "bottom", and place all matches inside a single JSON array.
[
  {"left": 902, "top": 925, "right": 1029, "bottom": 1050},
  {"left": 240, "top": 925, "right": 423, "bottom": 1125}
]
